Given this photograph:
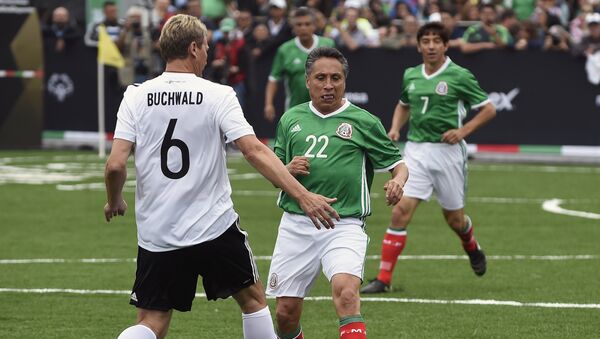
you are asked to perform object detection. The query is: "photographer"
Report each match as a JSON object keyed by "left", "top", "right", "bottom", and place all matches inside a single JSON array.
[{"left": 118, "top": 7, "right": 154, "bottom": 85}]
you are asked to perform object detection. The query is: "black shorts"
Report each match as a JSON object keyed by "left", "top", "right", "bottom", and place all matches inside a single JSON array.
[{"left": 128, "top": 219, "right": 259, "bottom": 312}]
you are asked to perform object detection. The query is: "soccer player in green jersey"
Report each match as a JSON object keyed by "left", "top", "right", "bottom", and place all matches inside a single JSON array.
[
  {"left": 361, "top": 22, "right": 497, "bottom": 294},
  {"left": 264, "top": 7, "right": 335, "bottom": 123},
  {"left": 266, "top": 47, "right": 409, "bottom": 339}
]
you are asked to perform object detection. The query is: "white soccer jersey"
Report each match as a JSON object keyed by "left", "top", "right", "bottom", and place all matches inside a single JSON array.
[{"left": 114, "top": 72, "right": 254, "bottom": 252}]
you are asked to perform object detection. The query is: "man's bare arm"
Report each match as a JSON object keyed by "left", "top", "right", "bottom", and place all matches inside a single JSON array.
[
  {"left": 104, "top": 139, "right": 133, "bottom": 221},
  {"left": 234, "top": 135, "right": 340, "bottom": 229}
]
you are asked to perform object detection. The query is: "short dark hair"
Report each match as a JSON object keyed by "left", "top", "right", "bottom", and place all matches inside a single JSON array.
[
  {"left": 305, "top": 47, "right": 349, "bottom": 78},
  {"left": 480, "top": 3, "right": 496, "bottom": 12},
  {"left": 417, "top": 22, "right": 449, "bottom": 44},
  {"left": 293, "top": 6, "right": 314, "bottom": 20},
  {"left": 103, "top": 1, "right": 116, "bottom": 9},
  {"left": 500, "top": 8, "right": 516, "bottom": 21}
]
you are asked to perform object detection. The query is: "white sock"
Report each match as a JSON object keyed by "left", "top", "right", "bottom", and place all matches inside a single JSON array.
[
  {"left": 242, "top": 306, "right": 277, "bottom": 339},
  {"left": 117, "top": 324, "right": 157, "bottom": 339}
]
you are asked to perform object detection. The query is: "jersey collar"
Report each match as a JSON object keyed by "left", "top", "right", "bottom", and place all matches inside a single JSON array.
[
  {"left": 294, "top": 35, "right": 319, "bottom": 53},
  {"left": 421, "top": 56, "right": 452, "bottom": 80},
  {"left": 309, "top": 98, "right": 350, "bottom": 118},
  {"left": 161, "top": 72, "right": 198, "bottom": 77}
]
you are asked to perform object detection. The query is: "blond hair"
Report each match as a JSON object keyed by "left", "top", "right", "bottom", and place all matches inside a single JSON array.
[{"left": 159, "top": 14, "right": 207, "bottom": 62}]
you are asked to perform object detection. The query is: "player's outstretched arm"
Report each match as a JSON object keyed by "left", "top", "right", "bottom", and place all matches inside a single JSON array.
[
  {"left": 104, "top": 139, "right": 133, "bottom": 222},
  {"left": 264, "top": 80, "right": 278, "bottom": 122},
  {"left": 235, "top": 135, "right": 340, "bottom": 229},
  {"left": 441, "top": 102, "right": 496, "bottom": 144},
  {"left": 383, "top": 162, "right": 409, "bottom": 206},
  {"left": 388, "top": 103, "right": 410, "bottom": 141}
]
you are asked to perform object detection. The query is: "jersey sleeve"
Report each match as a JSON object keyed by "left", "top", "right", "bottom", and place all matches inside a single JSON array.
[
  {"left": 456, "top": 69, "right": 490, "bottom": 110},
  {"left": 215, "top": 87, "right": 255, "bottom": 143},
  {"left": 398, "top": 69, "right": 410, "bottom": 106},
  {"left": 113, "top": 85, "right": 137, "bottom": 142},
  {"left": 273, "top": 118, "right": 288, "bottom": 163},
  {"left": 269, "top": 46, "right": 285, "bottom": 82},
  {"left": 363, "top": 119, "right": 404, "bottom": 172}
]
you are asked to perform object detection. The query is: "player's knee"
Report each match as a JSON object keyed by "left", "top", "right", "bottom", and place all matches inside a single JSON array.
[
  {"left": 234, "top": 283, "right": 268, "bottom": 313},
  {"left": 334, "top": 287, "right": 360, "bottom": 314},
  {"left": 135, "top": 309, "right": 171, "bottom": 339},
  {"left": 391, "top": 204, "right": 412, "bottom": 226},
  {"left": 275, "top": 303, "right": 301, "bottom": 329},
  {"left": 445, "top": 214, "right": 463, "bottom": 229}
]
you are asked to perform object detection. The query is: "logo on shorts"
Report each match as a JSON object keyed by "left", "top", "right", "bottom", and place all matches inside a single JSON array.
[
  {"left": 435, "top": 81, "right": 448, "bottom": 95},
  {"left": 336, "top": 123, "right": 353, "bottom": 139},
  {"left": 269, "top": 273, "right": 278, "bottom": 288},
  {"left": 130, "top": 292, "right": 138, "bottom": 302}
]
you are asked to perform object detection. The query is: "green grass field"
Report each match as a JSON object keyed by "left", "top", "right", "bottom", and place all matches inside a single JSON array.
[{"left": 1, "top": 150, "right": 599, "bottom": 338}]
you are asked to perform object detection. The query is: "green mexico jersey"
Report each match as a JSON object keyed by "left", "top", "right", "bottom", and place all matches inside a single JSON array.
[
  {"left": 275, "top": 100, "right": 403, "bottom": 218},
  {"left": 400, "top": 57, "right": 490, "bottom": 143},
  {"left": 269, "top": 35, "right": 335, "bottom": 109}
]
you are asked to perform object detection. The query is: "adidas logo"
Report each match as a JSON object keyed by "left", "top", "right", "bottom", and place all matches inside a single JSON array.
[
  {"left": 293, "top": 58, "right": 301, "bottom": 64},
  {"left": 130, "top": 292, "right": 138, "bottom": 302},
  {"left": 408, "top": 82, "right": 416, "bottom": 92},
  {"left": 290, "top": 124, "right": 301, "bottom": 133}
]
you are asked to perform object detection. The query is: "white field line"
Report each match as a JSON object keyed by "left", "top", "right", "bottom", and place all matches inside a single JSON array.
[
  {"left": 542, "top": 199, "right": 600, "bottom": 220},
  {"left": 469, "top": 164, "right": 600, "bottom": 174},
  {"left": 1, "top": 255, "right": 597, "bottom": 265},
  {"left": 0, "top": 288, "right": 598, "bottom": 309},
  {"left": 2, "top": 154, "right": 599, "bottom": 173},
  {"left": 233, "top": 191, "right": 598, "bottom": 205}
]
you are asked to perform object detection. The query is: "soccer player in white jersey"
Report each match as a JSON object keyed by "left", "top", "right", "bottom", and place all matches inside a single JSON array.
[
  {"left": 104, "top": 14, "right": 340, "bottom": 339},
  {"left": 266, "top": 47, "right": 409, "bottom": 339},
  {"left": 361, "top": 22, "right": 497, "bottom": 294}
]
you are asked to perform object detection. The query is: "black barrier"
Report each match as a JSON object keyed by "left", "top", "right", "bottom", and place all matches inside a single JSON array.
[
  {"left": 249, "top": 48, "right": 600, "bottom": 146},
  {"left": 43, "top": 38, "right": 122, "bottom": 133},
  {"left": 37, "top": 46, "right": 600, "bottom": 146}
]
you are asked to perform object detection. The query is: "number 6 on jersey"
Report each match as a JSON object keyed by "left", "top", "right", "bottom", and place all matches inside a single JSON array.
[{"left": 161, "top": 118, "right": 190, "bottom": 179}]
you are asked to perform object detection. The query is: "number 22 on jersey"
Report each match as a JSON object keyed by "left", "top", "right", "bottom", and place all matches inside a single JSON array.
[{"left": 304, "top": 135, "right": 328, "bottom": 158}]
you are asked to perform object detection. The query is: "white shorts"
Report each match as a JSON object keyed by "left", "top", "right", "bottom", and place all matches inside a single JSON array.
[
  {"left": 402, "top": 141, "right": 468, "bottom": 211},
  {"left": 266, "top": 212, "right": 369, "bottom": 298}
]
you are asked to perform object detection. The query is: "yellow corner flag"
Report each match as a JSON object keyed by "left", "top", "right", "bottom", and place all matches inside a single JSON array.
[{"left": 98, "top": 25, "right": 124, "bottom": 68}]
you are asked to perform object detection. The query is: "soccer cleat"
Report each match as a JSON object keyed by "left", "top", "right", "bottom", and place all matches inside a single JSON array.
[
  {"left": 467, "top": 246, "right": 487, "bottom": 276},
  {"left": 360, "top": 279, "right": 390, "bottom": 294}
]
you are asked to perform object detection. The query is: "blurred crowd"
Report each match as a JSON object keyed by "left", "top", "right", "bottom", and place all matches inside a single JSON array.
[{"left": 40, "top": 0, "right": 600, "bottom": 93}]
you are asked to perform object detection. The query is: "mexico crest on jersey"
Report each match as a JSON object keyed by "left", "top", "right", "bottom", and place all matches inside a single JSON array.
[
  {"left": 269, "top": 273, "right": 278, "bottom": 288},
  {"left": 435, "top": 81, "right": 448, "bottom": 95},
  {"left": 336, "top": 122, "right": 353, "bottom": 139}
]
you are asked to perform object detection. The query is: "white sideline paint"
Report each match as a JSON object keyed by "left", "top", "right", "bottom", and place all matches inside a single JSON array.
[
  {"left": 0, "top": 288, "right": 598, "bottom": 309},
  {"left": 542, "top": 199, "right": 600, "bottom": 220},
  {"left": 1, "top": 255, "right": 597, "bottom": 265}
]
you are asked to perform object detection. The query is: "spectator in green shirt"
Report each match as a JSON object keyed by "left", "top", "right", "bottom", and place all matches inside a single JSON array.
[{"left": 460, "top": 4, "right": 513, "bottom": 54}]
